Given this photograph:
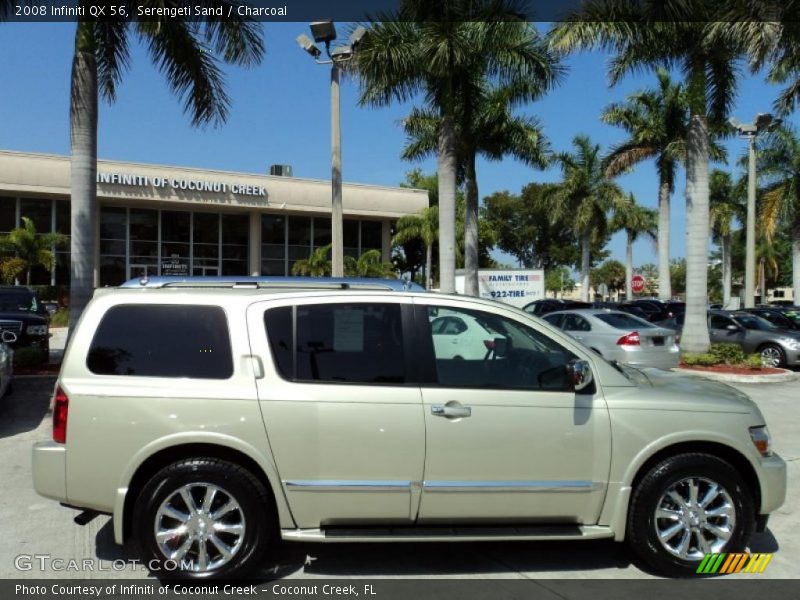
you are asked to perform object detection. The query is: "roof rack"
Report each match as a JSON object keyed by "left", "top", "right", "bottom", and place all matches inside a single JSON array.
[{"left": 119, "top": 275, "right": 425, "bottom": 292}]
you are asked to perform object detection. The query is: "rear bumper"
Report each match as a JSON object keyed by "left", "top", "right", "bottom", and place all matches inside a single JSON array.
[
  {"left": 32, "top": 441, "right": 66, "bottom": 502},
  {"left": 617, "top": 346, "right": 680, "bottom": 370}
]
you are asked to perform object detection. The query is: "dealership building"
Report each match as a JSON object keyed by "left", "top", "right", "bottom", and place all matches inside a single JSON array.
[{"left": 0, "top": 150, "right": 428, "bottom": 286}]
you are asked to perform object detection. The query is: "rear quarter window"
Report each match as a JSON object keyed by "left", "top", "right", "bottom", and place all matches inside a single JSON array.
[{"left": 86, "top": 304, "right": 233, "bottom": 378}]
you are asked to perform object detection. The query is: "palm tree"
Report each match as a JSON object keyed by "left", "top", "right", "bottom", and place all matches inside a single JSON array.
[
  {"left": 344, "top": 250, "right": 396, "bottom": 278},
  {"left": 549, "top": 0, "right": 744, "bottom": 352},
  {"left": 67, "top": 10, "right": 264, "bottom": 328},
  {"left": 401, "top": 80, "right": 553, "bottom": 296},
  {"left": 709, "top": 170, "right": 746, "bottom": 307},
  {"left": 601, "top": 69, "right": 687, "bottom": 301},
  {"left": 0, "top": 217, "right": 68, "bottom": 285},
  {"left": 611, "top": 194, "right": 657, "bottom": 300},
  {"left": 355, "top": 1, "right": 561, "bottom": 294},
  {"left": 547, "top": 135, "right": 624, "bottom": 301},
  {"left": 393, "top": 205, "right": 439, "bottom": 289},
  {"left": 756, "top": 126, "right": 800, "bottom": 303},
  {"left": 291, "top": 245, "right": 333, "bottom": 277}
]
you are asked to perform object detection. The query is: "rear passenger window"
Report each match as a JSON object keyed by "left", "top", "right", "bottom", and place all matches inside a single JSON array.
[
  {"left": 264, "top": 303, "right": 406, "bottom": 384},
  {"left": 87, "top": 305, "right": 233, "bottom": 379}
]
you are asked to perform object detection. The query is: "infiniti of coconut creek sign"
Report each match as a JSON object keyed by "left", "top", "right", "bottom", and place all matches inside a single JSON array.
[{"left": 97, "top": 172, "right": 266, "bottom": 197}]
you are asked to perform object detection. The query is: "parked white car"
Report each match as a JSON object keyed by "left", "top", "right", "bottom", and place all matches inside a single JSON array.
[
  {"left": 430, "top": 310, "right": 505, "bottom": 360},
  {"left": 543, "top": 309, "right": 680, "bottom": 369}
]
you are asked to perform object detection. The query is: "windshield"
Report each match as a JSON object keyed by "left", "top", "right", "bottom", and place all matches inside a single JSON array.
[
  {"left": 734, "top": 314, "right": 779, "bottom": 331},
  {"left": 0, "top": 291, "right": 36, "bottom": 311},
  {"left": 595, "top": 312, "right": 656, "bottom": 329}
]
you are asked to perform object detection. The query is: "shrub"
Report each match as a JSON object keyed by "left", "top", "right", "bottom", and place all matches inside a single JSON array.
[
  {"left": 682, "top": 353, "right": 719, "bottom": 366},
  {"left": 708, "top": 343, "right": 745, "bottom": 365},
  {"left": 49, "top": 308, "right": 69, "bottom": 328},
  {"left": 13, "top": 346, "right": 48, "bottom": 368},
  {"left": 744, "top": 354, "right": 764, "bottom": 369}
]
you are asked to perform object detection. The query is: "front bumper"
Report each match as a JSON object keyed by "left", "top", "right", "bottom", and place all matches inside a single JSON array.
[
  {"left": 32, "top": 441, "right": 66, "bottom": 502},
  {"left": 758, "top": 453, "right": 787, "bottom": 515}
]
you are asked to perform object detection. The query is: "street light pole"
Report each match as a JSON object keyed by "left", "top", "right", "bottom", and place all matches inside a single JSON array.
[
  {"left": 330, "top": 63, "right": 343, "bottom": 276},
  {"left": 745, "top": 131, "right": 757, "bottom": 308},
  {"left": 297, "top": 23, "right": 366, "bottom": 278},
  {"left": 730, "top": 113, "right": 781, "bottom": 308}
]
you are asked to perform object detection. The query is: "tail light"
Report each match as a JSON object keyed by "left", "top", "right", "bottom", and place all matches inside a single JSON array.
[
  {"left": 617, "top": 331, "right": 641, "bottom": 346},
  {"left": 52, "top": 385, "right": 69, "bottom": 444},
  {"left": 483, "top": 340, "right": 495, "bottom": 350}
]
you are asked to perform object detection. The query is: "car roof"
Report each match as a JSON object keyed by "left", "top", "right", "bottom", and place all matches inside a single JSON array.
[{"left": 119, "top": 275, "right": 425, "bottom": 292}]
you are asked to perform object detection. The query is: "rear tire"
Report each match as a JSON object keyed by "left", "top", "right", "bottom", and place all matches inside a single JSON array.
[
  {"left": 627, "top": 453, "right": 755, "bottom": 577},
  {"left": 133, "top": 457, "right": 274, "bottom": 579}
]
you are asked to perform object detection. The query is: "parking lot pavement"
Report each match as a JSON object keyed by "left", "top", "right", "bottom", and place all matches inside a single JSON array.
[{"left": 0, "top": 376, "right": 796, "bottom": 580}]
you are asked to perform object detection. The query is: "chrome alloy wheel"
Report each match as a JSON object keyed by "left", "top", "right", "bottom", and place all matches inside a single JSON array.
[
  {"left": 154, "top": 483, "right": 246, "bottom": 572},
  {"left": 654, "top": 477, "right": 736, "bottom": 561},
  {"left": 760, "top": 346, "right": 782, "bottom": 368}
]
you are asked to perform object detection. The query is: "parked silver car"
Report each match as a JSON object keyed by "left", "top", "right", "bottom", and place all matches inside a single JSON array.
[{"left": 543, "top": 309, "right": 680, "bottom": 369}]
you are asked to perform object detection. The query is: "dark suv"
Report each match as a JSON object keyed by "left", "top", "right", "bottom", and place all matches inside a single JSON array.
[{"left": 0, "top": 286, "right": 50, "bottom": 362}]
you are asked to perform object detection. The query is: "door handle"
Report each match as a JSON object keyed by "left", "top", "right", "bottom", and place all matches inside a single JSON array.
[{"left": 431, "top": 404, "right": 472, "bottom": 418}]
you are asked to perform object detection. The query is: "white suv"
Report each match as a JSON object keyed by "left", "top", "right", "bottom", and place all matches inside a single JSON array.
[{"left": 33, "top": 277, "right": 786, "bottom": 578}]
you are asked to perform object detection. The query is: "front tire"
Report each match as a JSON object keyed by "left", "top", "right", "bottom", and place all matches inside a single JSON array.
[
  {"left": 759, "top": 344, "right": 785, "bottom": 368},
  {"left": 133, "top": 458, "right": 274, "bottom": 579},
  {"left": 627, "top": 453, "right": 755, "bottom": 577}
]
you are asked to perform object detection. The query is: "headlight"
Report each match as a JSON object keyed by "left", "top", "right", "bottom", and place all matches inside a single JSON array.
[
  {"left": 749, "top": 426, "right": 773, "bottom": 457},
  {"left": 26, "top": 325, "right": 48, "bottom": 336}
]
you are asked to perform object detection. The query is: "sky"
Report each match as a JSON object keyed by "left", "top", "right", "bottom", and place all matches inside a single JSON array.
[{"left": 1, "top": 21, "right": 797, "bottom": 269}]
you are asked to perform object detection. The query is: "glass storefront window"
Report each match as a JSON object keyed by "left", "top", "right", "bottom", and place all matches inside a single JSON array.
[
  {"left": 287, "top": 216, "right": 311, "bottom": 246},
  {"left": 344, "top": 219, "right": 359, "bottom": 258},
  {"left": 222, "top": 214, "right": 248, "bottom": 246},
  {"left": 313, "top": 217, "right": 331, "bottom": 249},
  {"left": 55, "top": 200, "right": 71, "bottom": 236},
  {"left": 193, "top": 212, "right": 219, "bottom": 244},
  {"left": 100, "top": 207, "right": 126, "bottom": 240},
  {"left": 361, "top": 220, "right": 382, "bottom": 251},
  {"left": 129, "top": 208, "right": 158, "bottom": 241},
  {"left": 161, "top": 211, "right": 190, "bottom": 242},
  {"left": 0, "top": 197, "right": 16, "bottom": 232},
  {"left": 20, "top": 198, "right": 52, "bottom": 233},
  {"left": 100, "top": 256, "right": 126, "bottom": 287}
]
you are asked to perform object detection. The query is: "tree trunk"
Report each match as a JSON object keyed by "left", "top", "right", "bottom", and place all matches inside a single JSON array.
[
  {"left": 793, "top": 222, "right": 800, "bottom": 305},
  {"left": 437, "top": 114, "right": 457, "bottom": 294},
  {"left": 722, "top": 233, "right": 732, "bottom": 308},
  {"left": 681, "top": 113, "right": 711, "bottom": 353},
  {"left": 580, "top": 231, "right": 591, "bottom": 302},
  {"left": 657, "top": 177, "right": 672, "bottom": 300},
  {"left": 26, "top": 268, "right": 31, "bottom": 286},
  {"left": 464, "top": 153, "right": 479, "bottom": 297},
  {"left": 625, "top": 231, "right": 633, "bottom": 301},
  {"left": 69, "top": 27, "right": 98, "bottom": 331},
  {"left": 425, "top": 243, "right": 432, "bottom": 291}
]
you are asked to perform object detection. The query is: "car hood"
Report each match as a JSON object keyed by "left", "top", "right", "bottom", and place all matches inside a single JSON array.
[
  {"left": 615, "top": 365, "right": 758, "bottom": 414},
  {"left": 0, "top": 311, "right": 48, "bottom": 324}
]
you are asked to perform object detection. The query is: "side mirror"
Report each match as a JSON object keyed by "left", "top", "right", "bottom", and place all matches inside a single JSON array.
[
  {"left": 568, "top": 359, "right": 594, "bottom": 393},
  {"left": 1, "top": 330, "right": 17, "bottom": 344}
]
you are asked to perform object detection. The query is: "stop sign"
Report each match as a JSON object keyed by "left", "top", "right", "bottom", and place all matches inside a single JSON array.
[{"left": 631, "top": 275, "right": 646, "bottom": 294}]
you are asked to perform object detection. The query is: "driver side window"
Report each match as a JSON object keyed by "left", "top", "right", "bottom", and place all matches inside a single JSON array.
[{"left": 423, "top": 305, "right": 577, "bottom": 391}]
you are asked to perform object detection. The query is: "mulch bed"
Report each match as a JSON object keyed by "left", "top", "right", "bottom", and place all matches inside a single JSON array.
[{"left": 678, "top": 363, "right": 784, "bottom": 375}]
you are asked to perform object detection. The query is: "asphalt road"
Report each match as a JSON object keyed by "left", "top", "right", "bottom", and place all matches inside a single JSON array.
[{"left": 0, "top": 370, "right": 797, "bottom": 580}]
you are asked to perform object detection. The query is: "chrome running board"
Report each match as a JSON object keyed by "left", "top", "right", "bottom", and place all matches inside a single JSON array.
[{"left": 281, "top": 525, "right": 614, "bottom": 543}]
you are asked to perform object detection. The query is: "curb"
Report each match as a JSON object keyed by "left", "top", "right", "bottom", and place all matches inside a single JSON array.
[{"left": 672, "top": 367, "right": 798, "bottom": 384}]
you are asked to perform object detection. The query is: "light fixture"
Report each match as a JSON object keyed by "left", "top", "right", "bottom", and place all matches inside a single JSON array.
[
  {"left": 296, "top": 34, "right": 321, "bottom": 58},
  {"left": 349, "top": 26, "right": 367, "bottom": 47},
  {"left": 310, "top": 20, "right": 337, "bottom": 44}
]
